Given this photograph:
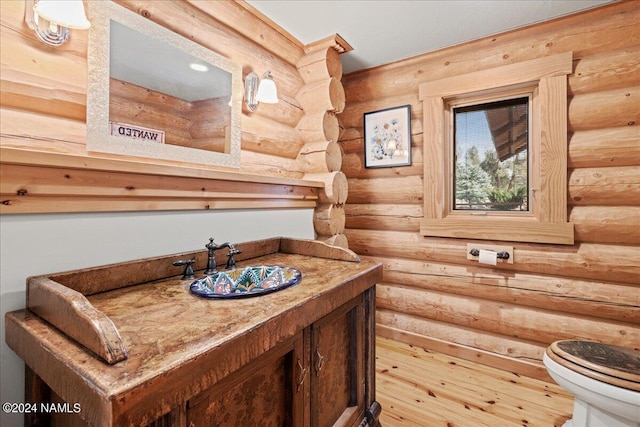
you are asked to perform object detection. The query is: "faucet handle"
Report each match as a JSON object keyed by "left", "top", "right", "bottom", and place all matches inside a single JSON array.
[
  {"left": 226, "top": 245, "right": 242, "bottom": 270},
  {"left": 172, "top": 259, "right": 195, "bottom": 280}
]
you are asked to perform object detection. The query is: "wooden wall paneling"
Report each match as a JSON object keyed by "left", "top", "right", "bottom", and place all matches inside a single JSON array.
[
  {"left": 339, "top": 93, "right": 420, "bottom": 132},
  {"left": 341, "top": 1, "right": 638, "bottom": 104},
  {"left": 569, "top": 206, "right": 640, "bottom": 244},
  {"left": 568, "top": 86, "right": 640, "bottom": 131},
  {"left": 347, "top": 175, "right": 424, "bottom": 204},
  {"left": 187, "top": 0, "right": 305, "bottom": 67},
  {"left": 296, "top": 77, "right": 346, "bottom": 114},
  {"left": 305, "top": 172, "right": 348, "bottom": 205},
  {"left": 345, "top": 228, "right": 640, "bottom": 285},
  {"left": 345, "top": 204, "right": 423, "bottom": 233},
  {"left": 376, "top": 282, "right": 640, "bottom": 354},
  {"left": 0, "top": 109, "right": 86, "bottom": 150},
  {"left": 339, "top": 1, "right": 640, "bottom": 376},
  {"left": 376, "top": 312, "right": 552, "bottom": 380},
  {"left": 241, "top": 114, "right": 304, "bottom": 158},
  {"left": 0, "top": 0, "right": 87, "bottom": 84},
  {"left": 0, "top": 1, "right": 87, "bottom": 121},
  {"left": 371, "top": 255, "right": 639, "bottom": 324},
  {"left": 569, "top": 46, "right": 640, "bottom": 96},
  {"left": 0, "top": 0, "right": 333, "bottom": 215},
  {"left": 2, "top": 0, "right": 309, "bottom": 158},
  {"left": 377, "top": 303, "right": 551, "bottom": 366},
  {"left": 297, "top": 141, "right": 342, "bottom": 173},
  {"left": 297, "top": 47, "right": 343, "bottom": 84},
  {"left": 346, "top": 202, "right": 640, "bottom": 246},
  {"left": 297, "top": 111, "right": 340, "bottom": 144},
  {"left": 313, "top": 204, "right": 346, "bottom": 236},
  {"left": 340, "top": 149, "right": 424, "bottom": 180},
  {"left": 238, "top": 150, "right": 304, "bottom": 179},
  {"left": 295, "top": 36, "right": 351, "bottom": 248},
  {"left": 0, "top": 77, "right": 86, "bottom": 122},
  {"left": 568, "top": 166, "right": 640, "bottom": 206},
  {"left": 568, "top": 126, "right": 640, "bottom": 168}
]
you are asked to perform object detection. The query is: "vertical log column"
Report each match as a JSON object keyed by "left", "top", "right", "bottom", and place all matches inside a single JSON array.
[{"left": 296, "top": 35, "right": 352, "bottom": 249}]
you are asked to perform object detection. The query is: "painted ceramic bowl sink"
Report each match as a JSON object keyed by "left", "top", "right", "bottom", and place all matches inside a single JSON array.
[{"left": 190, "top": 265, "right": 302, "bottom": 299}]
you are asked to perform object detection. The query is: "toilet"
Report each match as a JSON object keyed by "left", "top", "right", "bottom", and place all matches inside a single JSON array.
[{"left": 543, "top": 340, "right": 640, "bottom": 427}]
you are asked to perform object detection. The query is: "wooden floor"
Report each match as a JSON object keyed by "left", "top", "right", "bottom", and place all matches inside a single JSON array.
[{"left": 376, "top": 337, "right": 574, "bottom": 427}]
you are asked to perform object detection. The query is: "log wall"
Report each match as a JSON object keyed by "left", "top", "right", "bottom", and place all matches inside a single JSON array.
[
  {"left": 297, "top": 35, "right": 351, "bottom": 248},
  {"left": 0, "top": 0, "right": 347, "bottom": 225},
  {"left": 339, "top": 1, "right": 640, "bottom": 379}
]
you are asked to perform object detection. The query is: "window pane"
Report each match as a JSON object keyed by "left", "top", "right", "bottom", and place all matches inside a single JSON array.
[{"left": 453, "top": 97, "right": 529, "bottom": 211}]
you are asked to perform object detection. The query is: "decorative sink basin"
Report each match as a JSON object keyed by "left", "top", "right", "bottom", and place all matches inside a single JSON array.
[{"left": 190, "top": 265, "right": 302, "bottom": 299}]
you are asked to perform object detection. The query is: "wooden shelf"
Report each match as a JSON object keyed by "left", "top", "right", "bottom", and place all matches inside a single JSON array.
[{"left": 0, "top": 147, "right": 324, "bottom": 214}]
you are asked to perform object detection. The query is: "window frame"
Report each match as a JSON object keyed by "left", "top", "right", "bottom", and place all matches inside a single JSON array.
[{"left": 419, "top": 52, "right": 574, "bottom": 245}]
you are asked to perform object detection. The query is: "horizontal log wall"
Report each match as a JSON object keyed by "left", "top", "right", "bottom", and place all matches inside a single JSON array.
[
  {"left": 340, "top": 1, "right": 640, "bottom": 380},
  {"left": 0, "top": 0, "right": 326, "bottom": 214}
]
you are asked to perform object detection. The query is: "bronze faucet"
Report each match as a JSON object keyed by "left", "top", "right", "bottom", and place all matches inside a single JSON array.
[{"left": 204, "top": 237, "right": 230, "bottom": 275}]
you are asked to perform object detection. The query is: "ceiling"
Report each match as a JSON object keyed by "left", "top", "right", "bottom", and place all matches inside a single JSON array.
[{"left": 246, "top": 0, "right": 613, "bottom": 74}]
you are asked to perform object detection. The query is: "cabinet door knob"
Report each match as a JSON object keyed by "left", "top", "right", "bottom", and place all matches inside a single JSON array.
[
  {"left": 315, "top": 348, "right": 325, "bottom": 375},
  {"left": 296, "top": 358, "right": 307, "bottom": 391}
]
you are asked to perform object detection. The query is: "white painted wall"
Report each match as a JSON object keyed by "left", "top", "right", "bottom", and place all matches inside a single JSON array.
[{"left": 0, "top": 209, "right": 314, "bottom": 427}]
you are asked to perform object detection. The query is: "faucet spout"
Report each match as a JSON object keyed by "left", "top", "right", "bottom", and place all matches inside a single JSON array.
[{"left": 204, "top": 237, "right": 230, "bottom": 275}]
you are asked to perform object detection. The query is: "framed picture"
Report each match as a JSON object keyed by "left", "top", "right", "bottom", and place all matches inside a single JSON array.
[{"left": 364, "top": 104, "right": 412, "bottom": 168}]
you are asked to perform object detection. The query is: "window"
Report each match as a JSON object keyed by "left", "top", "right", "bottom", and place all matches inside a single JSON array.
[
  {"left": 419, "top": 52, "right": 574, "bottom": 245},
  {"left": 453, "top": 96, "right": 530, "bottom": 212}
]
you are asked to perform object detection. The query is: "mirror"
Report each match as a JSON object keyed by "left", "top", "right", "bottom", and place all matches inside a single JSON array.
[{"left": 86, "top": 1, "right": 242, "bottom": 167}]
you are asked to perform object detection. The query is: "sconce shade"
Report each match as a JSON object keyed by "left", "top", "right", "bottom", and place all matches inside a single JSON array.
[
  {"left": 256, "top": 72, "right": 278, "bottom": 104},
  {"left": 34, "top": 0, "right": 90, "bottom": 29}
]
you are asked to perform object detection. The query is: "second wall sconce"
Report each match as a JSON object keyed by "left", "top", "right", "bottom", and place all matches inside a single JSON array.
[
  {"left": 244, "top": 71, "right": 278, "bottom": 112},
  {"left": 25, "top": 0, "right": 90, "bottom": 47}
]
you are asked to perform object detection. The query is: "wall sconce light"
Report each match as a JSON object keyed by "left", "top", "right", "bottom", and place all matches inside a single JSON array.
[
  {"left": 25, "top": 0, "right": 90, "bottom": 47},
  {"left": 244, "top": 71, "right": 278, "bottom": 112}
]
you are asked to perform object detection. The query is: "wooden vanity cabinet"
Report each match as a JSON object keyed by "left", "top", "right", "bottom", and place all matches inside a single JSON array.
[
  {"left": 186, "top": 333, "right": 306, "bottom": 427},
  {"left": 186, "top": 293, "right": 374, "bottom": 427},
  {"left": 5, "top": 238, "right": 382, "bottom": 427},
  {"left": 311, "top": 295, "right": 365, "bottom": 427}
]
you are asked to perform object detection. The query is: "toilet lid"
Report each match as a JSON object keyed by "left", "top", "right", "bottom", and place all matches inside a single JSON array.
[{"left": 549, "top": 340, "right": 640, "bottom": 391}]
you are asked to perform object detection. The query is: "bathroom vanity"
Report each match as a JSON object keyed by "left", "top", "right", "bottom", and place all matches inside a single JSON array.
[{"left": 5, "top": 238, "right": 383, "bottom": 427}]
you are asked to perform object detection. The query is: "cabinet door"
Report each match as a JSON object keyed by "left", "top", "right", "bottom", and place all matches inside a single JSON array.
[
  {"left": 187, "top": 333, "right": 306, "bottom": 427},
  {"left": 311, "top": 296, "right": 365, "bottom": 427}
]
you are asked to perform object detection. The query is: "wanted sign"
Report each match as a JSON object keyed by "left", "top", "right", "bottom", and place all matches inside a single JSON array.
[{"left": 110, "top": 122, "right": 165, "bottom": 143}]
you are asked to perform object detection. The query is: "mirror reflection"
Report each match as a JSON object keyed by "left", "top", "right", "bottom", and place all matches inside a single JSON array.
[
  {"left": 453, "top": 97, "right": 529, "bottom": 211},
  {"left": 110, "top": 20, "right": 232, "bottom": 153},
  {"left": 87, "top": 1, "right": 242, "bottom": 167}
]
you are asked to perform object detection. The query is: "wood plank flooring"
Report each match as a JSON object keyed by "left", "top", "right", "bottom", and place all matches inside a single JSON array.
[{"left": 376, "top": 337, "right": 574, "bottom": 427}]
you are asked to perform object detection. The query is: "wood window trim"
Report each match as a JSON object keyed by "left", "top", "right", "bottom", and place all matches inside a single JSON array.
[{"left": 419, "top": 52, "right": 574, "bottom": 245}]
